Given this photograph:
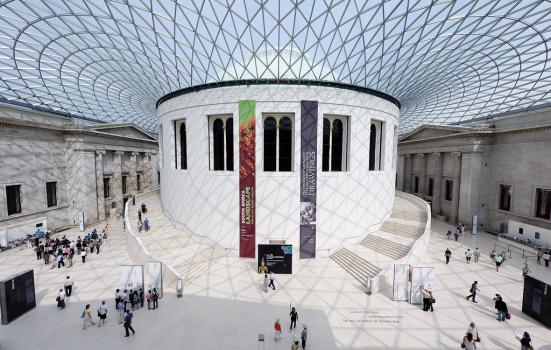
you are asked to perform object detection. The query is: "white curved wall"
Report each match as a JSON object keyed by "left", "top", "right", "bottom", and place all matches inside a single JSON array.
[{"left": 157, "top": 85, "right": 399, "bottom": 255}]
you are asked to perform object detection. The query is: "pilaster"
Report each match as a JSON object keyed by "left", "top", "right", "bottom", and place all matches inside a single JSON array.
[
  {"left": 431, "top": 152, "right": 443, "bottom": 217},
  {"left": 95, "top": 150, "right": 106, "bottom": 221},
  {"left": 405, "top": 154, "right": 414, "bottom": 193},
  {"left": 451, "top": 151, "right": 462, "bottom": 223},
  {"left": 112, "top": 151, "right": 124, "bottom": 212}
]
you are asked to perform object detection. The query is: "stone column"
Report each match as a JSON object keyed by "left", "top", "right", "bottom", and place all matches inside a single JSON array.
[
  {"left": 143, "top": 153, "right": 152, "bottom": 191},
  {"left": 432, "top": 152, "right": 443, "bottom": 217},
  {"left": 405, "top": 154, "right": 414, "bottom": 193},
  {"left": 112, "top": 151, "right": 124, "bottom": 212},
  {"left": 417, "top": 153, "right": 426, "bottom": 195},
  {"left": 129, "top": 152, "right": 138, "bottom": 196},
  {"left": 458, "top": 152, "right": 483, "bottom": 227},
  {"left": 95, "top": 150, "right": 106, "bottom": 221},
  {"left": 450, "top": 152, "right": 462, "bottom": 224}
]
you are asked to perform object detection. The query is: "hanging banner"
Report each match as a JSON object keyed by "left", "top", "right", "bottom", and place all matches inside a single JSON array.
[
  {"left": 239, "top": 100, "right": 256, "bottom": 258},
  {"left": 409, "top": 266, "right": 435, "bottom": 304},
  {"left": 119, "top": 265, "right": 144, "bottom": 291},
  {"left": 300, "top": 100, "right": 318, "bottom": 259},
  {"left": 145, "top": 262, "right": 163, "bottom": 298}
]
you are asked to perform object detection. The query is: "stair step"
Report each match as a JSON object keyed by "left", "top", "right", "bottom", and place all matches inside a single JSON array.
[
  {"left": 330, "top": 248, "right": 381, "bottom": 284},
  {"left": 359, "top": 235, "right": 410, "bottom": 260},
  {"left": 380, "top": 221, "right": 425, "bottom": 239}
]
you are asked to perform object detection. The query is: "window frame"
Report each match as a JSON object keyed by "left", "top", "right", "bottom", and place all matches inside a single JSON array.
[
  {"left": 322, "top": 115, "right": 349, "bottom": 172},
  {"left": 103, "top": 177, "right": 111, "bottom": 198},
  {"left": 208, "top": 114, "right": 234, "bottom": 172},
  {"left": 262, "top": 113, "right": 294, "bottom": 172},
  {"left": 498, "top": 184, "right": 513, "bottom": 211},
  {"left": 46, "top": 181, "right": 58, "bottom": 208},
  {"left": 444, "top": 179, "right": 453, "bottom": 201},
  {"left": 427, "top": 177, "right": 434, "bottom": 197},
  {"left": 413, "top": 175, "right": 419, "bottom": 193},
  {"left": 173, "top": 119, "right": 187, "bottom": 170},
  {"left": 369, "top": 119, "right": 384, "bottom": 171},
  {"left": 5, "top": 183, "right": 22, "bottom": 216},
  {"left": 535, "top": 188, "right": 551, "bottom": 220},
  {"left": 136, "top": 173, "right": 142, "bottom": 192},
  {"left": 122, "top": 175, "right": 128, "bottom": 195}
]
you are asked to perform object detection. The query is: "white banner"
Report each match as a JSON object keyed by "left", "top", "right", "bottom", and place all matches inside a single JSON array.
[
  {"left": 393, "top": 264, "right": 409, "bottom": 301},
  {"left": 79, "top": 212, "right": 85, "bottom": 232},
  {"left": 409, "top": 267, "right": 435, "bottom": 304},
  {"left": 145, "top": 262, "right": 163, "bottom": 298},
  {"left": 120, "top": 265, "right": 144, "bottom": 291}
]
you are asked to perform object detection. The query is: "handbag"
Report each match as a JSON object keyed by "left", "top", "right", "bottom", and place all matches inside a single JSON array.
[
  {"left": 430, "top": 298, "right": 436, "bottom": 303},
  {"left": 506, "top": 312, "right": 511, "bottom": 320}
]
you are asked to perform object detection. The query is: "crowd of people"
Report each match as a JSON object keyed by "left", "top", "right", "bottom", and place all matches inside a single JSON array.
[{"left": 136, "top": 202, "right": 151, "bottom": 233}]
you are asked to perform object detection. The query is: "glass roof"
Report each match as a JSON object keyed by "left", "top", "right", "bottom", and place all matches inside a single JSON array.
[{"left": 1, "top": 0, "right": 550, "bottom": 131}]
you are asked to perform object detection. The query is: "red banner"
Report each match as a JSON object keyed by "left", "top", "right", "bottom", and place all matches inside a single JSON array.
[{"left": 239, "top": 100, "right": 256, "bottom": 258}]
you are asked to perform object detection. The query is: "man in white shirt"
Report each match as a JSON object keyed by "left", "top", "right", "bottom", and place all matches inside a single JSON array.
[
  {"left": 543, "top": 251, "right": 550, "bottom": 267},
  {"left": 64, "top": 276, "right": 74, "bottom": 297},
  {"left": 268, "top": 271, "right": 276, "bottom": 290},
  {"left": 97, "top": 300, "right": 108, "bottom": 327},
  {"left": 473, "top": 248, "right": 481, "bottom": 263},
  {"left": 465, "top": 249, "right": 473, "bottom": 264}
]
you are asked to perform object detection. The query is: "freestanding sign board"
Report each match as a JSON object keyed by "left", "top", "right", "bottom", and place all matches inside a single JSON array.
[
  {"left": 409, "top": 267, "right": 434, "bottom": 304},
  {"left": 120, "top": 265, "right": 144, "bottom": 291},
  {"left": 393, "top": 264, "right": 410, "bottom": 301},
  {"left": 0, "top": 269, "right": 36, "bottom": 324},
  {"left": 522, "top": 275, "right": 551, "bottom": 327},
  {"left": 145, "top": 262, "right": 163, "bottom": 298},
  {"left": 257, "top": 244, "right": 293, "bottom": 274}
]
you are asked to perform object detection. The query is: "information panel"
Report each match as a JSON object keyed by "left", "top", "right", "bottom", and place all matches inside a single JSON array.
[
  {"left": 239, "top": 100, "right": 256, "bottom": 258},
  {"left": 409, "top": 266, "right": 434, "bottom": 304},
  {"left": 0, "top": 269, "right": 36, "bottom": 324},
  {"left": 120, "top": 265, "right": 144, "bottom": 291},
  {"left": 145, "top": 262, "right": 163, "bottom": 298},
  {"left": 258, "top": 244, "right": 293, "bottom": 274},
  {"left": 522, "top": 275, "right": 551, "bottom": 327}
]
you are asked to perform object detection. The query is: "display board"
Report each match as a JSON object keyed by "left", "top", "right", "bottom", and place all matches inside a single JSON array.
[
  {"left": 299, "top": 100, "right": 318, "bottom": 259},
  {"left": 120, "top": 265, "right": 144, "bottom": 291},
  {"left": 393, "top": 264, "right": 410, "bottom": 301},
  {"left": 257, "top": 244, "right": 293, "bottom": 274},
  {"left": 0, "top": 269, "right": 36, "bottom": 324},
  {"left": 522, "top": 275, "right": 551, "bottom": 327},
  {"left": 145, "top": 262, "right": 163, "bottom": 298},
  {"left": 409, "top": 267, "right": 434, "bottom": 304},
  {"left": 239, "top": 100, "right": 256, "bottom": 258}
]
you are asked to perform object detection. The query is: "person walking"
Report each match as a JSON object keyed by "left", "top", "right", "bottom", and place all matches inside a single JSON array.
[
  {"left": 123, "top": 310, "right": 135, "bottom": 337},
  {"left": 520, "top": 331, "right": 532, "bottom": 350},
  {"left": 494, "top": 254, "right": 504, "bottom": 271},
  {"left": 466, "top": 281, "right": 479, "bottom": 303},
  {"left": 290, "top": 306, "right": 298, "bottom": 331},
  {"left": 262, "top": 274, "right": 269, "bottom": 293},
  {"left": 466, "top": 321, "right": 481, "bottom": 343},
  {"left": 291, "top": 337, "right": 300, "bottom": 350},
  {"left": 43, "top": 250, "right": 50, "bottom": 265},
  {"left": 144, "top": 218, "right": 150, "bottom": 232},
  {"left": 138, "top": 209, "right": 142, "bottom": 221},
  {"left": 64, "top": 276, "right": 73, "bottom": 297},
  {"left": 536, "top": 249, "right": 543, "bottom": 265},
  {"left": 97, "top": 301, "right": 108, "bottom": 327},
  {"left": 81, "top": 248, "right": 87, "bottom": 264},
  {"left": 495, "top": 296, "right": 508, "bottom": 322},
  {"left": 268, "top": 271, "right": 276, "bottom": 290},
  {"left": 67, "top": 249, "right": 74, "bottom": 268},
  {"left": 146, "top": 290, "right": 152, "bottom": 310},
  {"left": 462, "top": 332, "right": 476, "bottom": 350},
  {"left": 117, "top": 300, "right": 125, "bottom": 324},
  {"left": 82, "top": 304, "right": 96, "bottom": 329},
  {"left": 445, "top": 248, "right": 452, "bottom": 264},
  {"left": 152, "top": 288, "right": 159, "bottom": 309},
  {"left": 543, "top": 251, "right": 550, "bottom": 267},
  {"left": 454, "top": 230, "right": 459, "bottom": 241},
  {"left": 522, "top": 263, "right": 531, "bottom": 277},
  {"left": 274, "top": 319, "right": 282, "bottom": 342},
  {"left": 447, "top": 230, "right": 452, "bottom": 240},
  {"left": 56, "top": 289, "right": 66, "bottom": 309},
  {"left": 301, "top": 324, "right": 308, "bottom": 349},
  {"left": 473, "top": 248, "right": 481, "bottom": 263},
  {"left": 465, "top": 249, "right": 472, "bottom": 263}
]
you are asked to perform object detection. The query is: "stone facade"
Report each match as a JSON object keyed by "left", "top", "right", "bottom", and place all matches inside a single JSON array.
[
  {"left": 397, "top": 106, "right": 551, "bottom": 235},
  {"left": 0, "top": 104, "right": 159, "bottom": 232}
]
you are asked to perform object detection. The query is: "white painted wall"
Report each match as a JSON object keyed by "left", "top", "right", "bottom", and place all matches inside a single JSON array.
[
  {"left": 157, "top": 85, "right": 399, "bottom": 254},
  {"left": 508, "top": 219, "right": 551, "bottom": 248}
]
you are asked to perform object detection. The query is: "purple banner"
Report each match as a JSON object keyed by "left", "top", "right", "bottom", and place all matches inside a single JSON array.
[{"left": 300, "top": 100, "right": 318, "bottom": 259}]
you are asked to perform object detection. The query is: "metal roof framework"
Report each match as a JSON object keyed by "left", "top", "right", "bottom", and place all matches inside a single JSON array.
[{"left": 0, "top": 0, "right": 550, "bottom": 131}]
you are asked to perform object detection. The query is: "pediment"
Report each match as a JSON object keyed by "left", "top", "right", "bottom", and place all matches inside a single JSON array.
[
  {"left": 400, "top": 126, "right": 466, "bottom": 142},
  {"left": 90, "top": 125, "right": 157, "bottom": 141}
]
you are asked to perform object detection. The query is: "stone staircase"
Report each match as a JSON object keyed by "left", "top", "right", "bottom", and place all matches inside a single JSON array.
[{"left": 330, "top": 195, "right": 428, "bottom": 287}]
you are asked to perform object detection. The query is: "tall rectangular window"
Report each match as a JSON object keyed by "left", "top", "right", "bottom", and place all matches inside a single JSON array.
[
  {"left": 122, "top": 175, "right": 128, "bottom": 195},
  {"left": 263, "top": 115, "right": 293, "bottom": 172},
  {"left": 103, "top": 177, "right": 110, "bottom": 198},
  {"left": 209, "top": 115, "right": 234, "bottom": 171},
  {"left": 6, "top": 184, "right": 22, "bottom": 215},
  {"left": 158, "top": 125, "right": 164, "bottom": 169},
  {"left": 499, "top": 184, "right": 512, "bottom": 211},
  {"left": 46, "top": 181, "right": 57, "bottom": 207},
  {"left": 535, "top": 188, "right": 551, "bottom": 219},
  {"left": 174, "top": 119, "right": 187, "bottom": 169},
  {"left": 322, "top": 116, "right": 349, "bottom": 172},
  {"left": 369, "top": 120, "right": 384, "bottom": 171},
  {"left": 137, "top": 174, "right": 142, "bottom": 192},
  {"left": 445, "top": 179, "right": 453, "bottom": 201},
  {"left": 413, "top": 176, "right": 419, "bottom": 193},
  {"left": 427, "top": 178, "right": 434, "bottom": 197}
]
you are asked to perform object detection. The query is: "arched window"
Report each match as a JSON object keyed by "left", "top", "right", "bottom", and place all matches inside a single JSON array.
[
  {"left": 210, "top": 116, "right": 234, "bottom": 171},
  {"left": 179, "top": 122, "right": 187, "bottom": 169},
  {"left": 369, "top": 124, "right": 376, "bottom": 170},
  {"left": 263, "top": 115, "right": 294, "bottom": 172},
  {"left": 322, "top": 116, "right": 348, "bottom": 172}
]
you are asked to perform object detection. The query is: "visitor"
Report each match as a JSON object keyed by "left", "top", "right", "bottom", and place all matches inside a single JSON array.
[
  {"left": 137, "top": 220, "right": 143, "bottom": 233},
  {"left": 97, "top": 300, "right": 108, "bottom": 327},
  {"left": 454, "top": 230, "right": 459, "bottom": 241},
  {"left": 537, "top": 249, "right": 543, "bottom": 264},
  {"left": 95, "top": 239, "right": 100, "bottom": 254},
  {"left": 473, "top": 248, "right": 480, "bottom": 263},
  {"left": 420, "top": 286, "right": 434, "bottom": 312},
  {"left": 290, "top": 306, "right": 298, "bottom": 331},
  {"left": 81, "top": 248, "right": 87, "bottom": 263},
  {"left": 152, "top": 288, "right": 159, "bottom": 309},
  {"left": 274, "top": 319, "right": 282, "bottom": 342},
  {"left": 129, "top": 289, "right": 136, "bottom": 310},
  {"left": 494, "top": 296, "right": 508, "bottom": 322},
  {"left": 64, "top": 276, "right": 73, "bottom": 297},
  {"left": 144, "top": 218, "right": 150, "bottom": 232},
  {"left": 446, "top": 230, "right": 452, "bottom": 240},
  {"left": 520, "top": 331, "right": 532, "bottom": 350},
  {"left": 57, "top": 254, "right": 65, "bottom": 268},
  {"left": 268, "top": 271, "right": 276, "bottom": 290},
  {"left": 67, "top": 249, "right": 74, "bottom": 267},
  {"left": 82, "top": 304, "right": 96, "bottom": 329},
  {"left": 494, "top": 254, "right": 503, "bottom": 272},
  {"left": 43, "top": 250, "right": 50, "bottom": 265},
  {"left": 35, "top": 244, "right": 43, "bottom": 260},
  {"left": 462, "top": 332, "right": 476, "bottom": 350},
  {"left": 522, "top": 263, "right": 530, "bottom": 277},
  {"left": 466, "top": 322, "right": 481, "bottom": 343},
  {"left": 115, "top": 288, "right": 122, "bottom": 307},
  {"left": 139, "top": 288, "right": 144, "bottom": 308},
  {"left": 117, "top": 299, "right": 125, "bottom": 324},
  {"left": 56, "top": 289, "right": 66, "bottom": 309},
  {"left": 146, "top": 290, "right": 152, "bottom": 309},
  {"left": 301, "top": 324, "right": 308, "bottom": 349},
  {"left": 465, "top": 249, "right": 472, "bottom": 263},
  {"left": 291, "top": 337, "right": 299, "bottom": 350},
  {"left": 262, "top": 274, "right": 269, "bottom": 293},
  {"left": 123, "top": 310, "right": 135, "bottom": 337},
  {"left": 466, "top": 281, "right": 479, "bottom": 303},
  {"left": 543, "top": 251, "right": 550, "bottom": 267},
  {"left": 490, "top": 249, "right": 497, "bottom": 261},
  {"left": 141, "top": 202, "right": 147, "bottom": 214},
  {"left": 138, "top": 208, "right": 142, "bottom": 221},
  {"left": 445, "top": 248, "right": 452, "bottom": 264}
]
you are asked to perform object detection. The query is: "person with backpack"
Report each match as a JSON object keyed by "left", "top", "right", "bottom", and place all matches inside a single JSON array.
[{"left": 445, "top": 248, "right": 452, "bottom": 264}]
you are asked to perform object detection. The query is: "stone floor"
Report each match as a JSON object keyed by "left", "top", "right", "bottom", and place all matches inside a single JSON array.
[{"left": 0, "top": 202, "right": 550, "bottom": 349}]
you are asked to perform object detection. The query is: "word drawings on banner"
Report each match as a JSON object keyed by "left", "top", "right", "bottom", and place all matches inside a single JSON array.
[
  {"left": 409, "top": 266, "right": 434, "bottom": 305},
  {"left": 145, "top": 262, "right": 163, "bottom": 298},
  {"left": 120, "top": 265, "right": 144, "bottom": 291}
]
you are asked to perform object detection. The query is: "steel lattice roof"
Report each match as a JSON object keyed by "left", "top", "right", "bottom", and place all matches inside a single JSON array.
[{"left": 1, "top": 0, "right": 551, "bottom": 131}]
